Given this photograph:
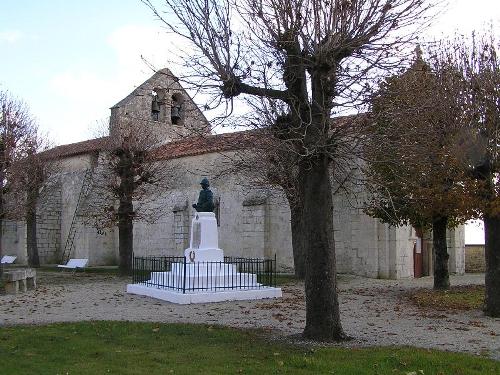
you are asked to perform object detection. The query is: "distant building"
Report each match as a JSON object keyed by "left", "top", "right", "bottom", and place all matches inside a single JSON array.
[{"left": 465, "top": 244, "right": 486, "bottom": 273}]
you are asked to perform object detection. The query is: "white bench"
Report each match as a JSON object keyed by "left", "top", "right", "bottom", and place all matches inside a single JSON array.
[
  {"left": 1, "top": 255, "right": 17, "bottom": 264},
  {"left": 2, "top": 269, "right": 36, "bottom": 294},
  {"left": 57, "top": 258, "right": 89, "bottom": 270}
]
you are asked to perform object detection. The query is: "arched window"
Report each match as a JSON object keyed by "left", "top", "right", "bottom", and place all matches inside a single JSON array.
[
  {"left": 171, "top": 93, "right": 183, "bottom": 125},
  {"left": 151, "top": 91, "right": 160, "bottom": 121}
]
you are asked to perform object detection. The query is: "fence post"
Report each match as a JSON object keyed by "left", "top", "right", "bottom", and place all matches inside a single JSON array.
[
  {"left": 273, "top": 254, "right": 277, "bottom": 287},
  {"left": 182, "top": 256, "right": 187, "bottom": 294},
  {"left": 132, "top": 253, "right": 135, "bottom": 284}
]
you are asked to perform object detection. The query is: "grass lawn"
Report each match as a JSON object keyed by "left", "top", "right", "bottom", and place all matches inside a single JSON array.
[
  {"left": 0, "top": 322, "right": 497, "bottom": 374},
  {"left": 409, "top": 285, "right": 485, "bottom": 311}
]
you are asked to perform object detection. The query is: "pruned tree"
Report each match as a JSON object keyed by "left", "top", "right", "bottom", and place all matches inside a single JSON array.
[
  {"left": 0, "top": 91, "right": 40, "bottom": 275},
  {"left": 447, "top": 32, "right": 500, "bottom": 317},
  {"left": 11, "top": 137, "right": 55, "bottom": 268},
  {"left": 218, "top": 113, "right": 367, "bottom": 280},
  {"left": 214, "top": 126, "right": 309, "bottom": 278},
  {"left": 143, "top": 0, "right": 436, "bottom": 341},
  {"left": 82, "top": 127, "right": 179, "bottom": 275},
  {"left": 365, "top": 47, "right": 476, "bottom": 290}
]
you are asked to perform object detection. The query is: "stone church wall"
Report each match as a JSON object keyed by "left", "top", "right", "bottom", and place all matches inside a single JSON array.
[
  {"left": 1, "top": 220, "right": 27, "bottom": 264},
  {"left": 36, "top": 177, "right": 62, "bottom": 264},
  {"left": 2, "top": 145, "right": 466, "bottom": 278},
  {"left": 0, "top": 68, "right": 466, "bottom": 278},
  {"left": 62, "top": 155, "right": 117, "bottom": 266},
  {"left": 129, "top": 153, "right": 295, "bottom": 271},
  {"left": 448, "top": 226, "right": 465, "bottom": 274},
  {"left": 128, "top": 151, "right": 425, "bottom": 276}
]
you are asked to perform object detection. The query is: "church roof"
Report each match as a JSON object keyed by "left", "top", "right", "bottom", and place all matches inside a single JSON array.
[
  {"left": 152, "top": 131, "right": 259, "bottom": 160},
  {"left": 38, "top": 131, "right": 255, "bottom": 161},
  {"left": 39, "top": 137, "right": 110, "bottom": 160},
  {"left": 41, "top": 115, "right": 366, "bottom": 161}
]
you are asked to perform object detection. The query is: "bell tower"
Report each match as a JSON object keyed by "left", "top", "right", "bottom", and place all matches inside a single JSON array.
[{"left": 109, "top": 68, "right": 210, "bottom": 144}]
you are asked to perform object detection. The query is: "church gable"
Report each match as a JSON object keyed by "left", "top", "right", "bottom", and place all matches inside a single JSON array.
[{"left": 110, "top": 68, "right": 210, "bottom": 143}]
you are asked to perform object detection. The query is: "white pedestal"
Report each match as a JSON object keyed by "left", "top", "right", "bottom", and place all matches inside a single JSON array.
[
  {"left": 127, "top": 284, "right": 282, "bottom": 304},
  {"left": 184, "top": 212, "right": 223, "bottom": 263}
]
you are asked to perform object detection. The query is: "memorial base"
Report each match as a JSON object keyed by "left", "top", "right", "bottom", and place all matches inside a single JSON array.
[
  {"left": 184, "top": 248, "right": 223, "bottom": 263},
  {"left": 126, "top": 284, "right": 282, "bottom": 304},
  {"left": 127, "top": 211, "right": 282, "bottom": 304}
]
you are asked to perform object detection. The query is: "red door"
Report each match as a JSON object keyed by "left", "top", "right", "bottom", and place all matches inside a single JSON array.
[{"left": 413, "top": 228, "right": 423, "bottom": 278}]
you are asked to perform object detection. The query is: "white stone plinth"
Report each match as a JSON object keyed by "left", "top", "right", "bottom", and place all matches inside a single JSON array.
[
  {"left": 126, "top": 283, "right": 282, "bottom": 304},
  {"left": 126, "top": 259, "right": 283, "bottom": 304},
  {"left": 184, "top": 212, "right": 223, "bottom": 263}
]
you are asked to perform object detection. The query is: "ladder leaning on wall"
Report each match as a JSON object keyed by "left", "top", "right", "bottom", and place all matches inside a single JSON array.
[{"left": 60, "top": 166, "right": 95, "bottom": 264}]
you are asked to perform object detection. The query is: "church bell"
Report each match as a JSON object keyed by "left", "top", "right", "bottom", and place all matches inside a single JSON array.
[
  {"left": 171, "top": 105, "right": 181, "bottom": 124},
  {"left": 151, "top": 97, "right": 160, "bottom": 114}
]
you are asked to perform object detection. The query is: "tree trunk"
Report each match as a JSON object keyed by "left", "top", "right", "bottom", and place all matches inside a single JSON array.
[
  {"left": 290, "top": 203, "right": 306, "bottom": 279},
  {"left": 484, "top": 214, "right": 500, "bottom": 317},
  {"left": 26, "top": 209, "right": 40, "bottom": 267},
  {"left": 0, "top": 217, "right": 3, "bottom": 279},
  {"left": 432, "top": 216, "right": 449, "bottom": 290},
  {"left": 301, "top": 157, "right": 346, "bottom": 341},
  {"left": 0, "top": 189, "right": 3, "bottom": 278},
  {"left": 118, "top": 200, "right": 134, "bottom": 276}
]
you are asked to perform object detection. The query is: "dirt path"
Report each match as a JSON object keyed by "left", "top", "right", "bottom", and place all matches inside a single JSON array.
[{"left": 1, "top": 271, "right": 498, "bottom": 360}]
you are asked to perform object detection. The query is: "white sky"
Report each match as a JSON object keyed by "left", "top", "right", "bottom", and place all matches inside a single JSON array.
[{"left": 1, "top": 0, "right": 498, "bottom": 243}]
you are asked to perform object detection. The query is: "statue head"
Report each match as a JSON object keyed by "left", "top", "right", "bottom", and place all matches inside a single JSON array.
[{"left": 200, "top": 177, "right": 210, "bottom": 188}]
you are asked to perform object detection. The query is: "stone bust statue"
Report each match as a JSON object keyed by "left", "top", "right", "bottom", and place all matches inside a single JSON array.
[{"left": 192, "top": 177, "right": 215, "bottom": 212}]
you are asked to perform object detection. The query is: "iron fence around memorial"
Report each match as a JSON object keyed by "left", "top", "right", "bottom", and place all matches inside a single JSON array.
[{"left": 131, "top": 254, "right": 277, "bottom": 293}]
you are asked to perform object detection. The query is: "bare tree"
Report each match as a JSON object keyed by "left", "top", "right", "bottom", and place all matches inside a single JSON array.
[
  {"left": 143, "top": 0, "right": 436, "bottom": 341},
  {"left": 82, "top": 127, "right": 179, "bottom": 275},
  {"left": 218, "top": 113, "right": 367, "bottom": 280},
  {"left": 0, "top": 91, "right": 40, "bottom": 275},
  {"left": 447, "top": 32, "right": 500, "bottom": 317},
  {"left": 11, "top": 136, "right": 56, "bottom": 268},
  {"left": 212, "top": 127, "right": 309, "bottom": 277}
]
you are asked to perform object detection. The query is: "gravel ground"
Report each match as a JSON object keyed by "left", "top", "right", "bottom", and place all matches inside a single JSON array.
[{"left": 1, "top": 271, "right": 499, "bottom": 360}]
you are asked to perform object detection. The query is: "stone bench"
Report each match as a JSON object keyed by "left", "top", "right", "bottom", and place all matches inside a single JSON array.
[{"left": 2, "top": 269, "right": 37, "bottom": 294}]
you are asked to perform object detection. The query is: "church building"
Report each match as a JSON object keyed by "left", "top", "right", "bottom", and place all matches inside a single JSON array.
[{"left": 2, "top": 69, "right": 465, "bottom": 279}]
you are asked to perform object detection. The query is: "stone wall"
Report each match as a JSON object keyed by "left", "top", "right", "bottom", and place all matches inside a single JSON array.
[
  {"left": 173, "top": 199, "right": 190, "bottom": 254},
  {"left": 330, "top": 175, "right": 416, "bottom": 279},
  {"left": 36, "top": 177, "right": 62, "bottom": 264},
  {"left": 448, "top": 226, "right": 466, "bottom": 274},
  {"left": 465, "top": 244, "right": 485, "bottom": 273},
  {"left": 129, "top": 154, "right": 294, "bottom": 271},
  {"left": 2, "top": 145, "right": 466, "bottom": 279},
  {"left": 241, "top": 194, "right": 268, "bottom": 259},
  {"left": 124, "top": 151, "right": 466, "bottom": 278},
  {"left": 53, "top": 153, "right": 117, "bottom": 265},
  {"left": 1, "top": 177, "right": 62, "bottom": 265},
  {"left": 1, "top": 220, "right": 27, "bottom": 264},
  {"left": 394, "top": 226, "right": 415, "bottom": 278},
  {"left": 421, "top": 226, "right": 466, "bottom": 276}
]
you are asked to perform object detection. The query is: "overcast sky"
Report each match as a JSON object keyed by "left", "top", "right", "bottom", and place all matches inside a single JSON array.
[{"left": 1, "top": 0, "right": 498, "bottom": 243}]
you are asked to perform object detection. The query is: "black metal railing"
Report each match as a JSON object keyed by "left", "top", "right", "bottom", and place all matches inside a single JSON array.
[{"left": 131, "top": 254, "right": 277, "bottom": 293}]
